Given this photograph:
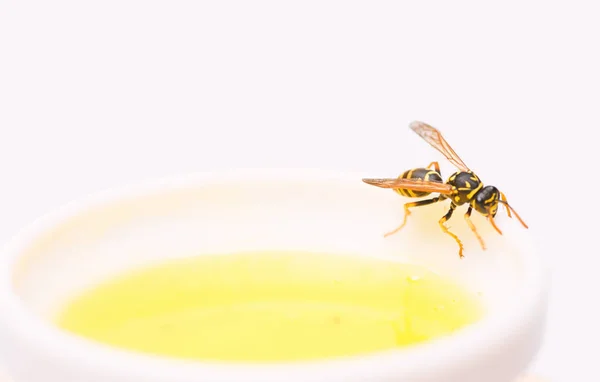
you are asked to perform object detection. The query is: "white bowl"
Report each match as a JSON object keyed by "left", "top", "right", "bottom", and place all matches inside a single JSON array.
[{"left": 0, "top": 169, "right": 549, "bottom": 382}]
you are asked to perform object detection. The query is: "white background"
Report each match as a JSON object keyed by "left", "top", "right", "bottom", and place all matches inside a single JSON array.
[{"left": 1, "top": 1, "right": 597, "bottom": 381}]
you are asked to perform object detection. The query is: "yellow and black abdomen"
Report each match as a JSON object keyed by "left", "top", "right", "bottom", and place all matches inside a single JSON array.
[{"left": 394, "top": 168, "right": 443, "bottom": 198}]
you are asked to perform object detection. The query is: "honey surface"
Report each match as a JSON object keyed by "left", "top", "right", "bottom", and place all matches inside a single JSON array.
[{"left": 55, "top": 251, "right": 484, "bottom": 361}]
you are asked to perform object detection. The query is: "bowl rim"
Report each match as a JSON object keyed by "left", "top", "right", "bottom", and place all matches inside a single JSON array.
[{"left": 0, "top": 168, "right": 550, "bottom": 381}]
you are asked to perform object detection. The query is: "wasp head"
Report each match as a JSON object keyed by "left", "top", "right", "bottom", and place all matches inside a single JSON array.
[{"left": 473, "top": 185, "right": 500, "bottom": 217}]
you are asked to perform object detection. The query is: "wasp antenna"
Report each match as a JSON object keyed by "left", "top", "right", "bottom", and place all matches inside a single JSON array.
[
  {"left": 498, "top": 200, "right": 528, "bottom": 229},
  {"left": 499, "top": 191, "right": 512, "bottom": 218}
]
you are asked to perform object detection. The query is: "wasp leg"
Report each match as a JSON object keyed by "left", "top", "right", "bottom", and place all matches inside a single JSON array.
[
  {"left": 498, "top": 192, "right": 528, "bottom": 229},
  {"left": 464, "top": 206, "right": 486, "bottom": 250},
  {"left": 500, "top": 192, "right": 512, "bottom": 218},
  {"left": 438, "top": 203, "right": 465, "bottom": 258},
  {"left": 384, "top": 196, "right": 443, "bottom": 238},
  {"left": 427, "top": 161, "right": 441, "bottom": 174}
]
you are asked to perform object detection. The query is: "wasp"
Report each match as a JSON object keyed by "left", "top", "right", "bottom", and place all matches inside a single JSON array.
[{"left": 362, "top": 121, "right": 528, "bottom": 258}]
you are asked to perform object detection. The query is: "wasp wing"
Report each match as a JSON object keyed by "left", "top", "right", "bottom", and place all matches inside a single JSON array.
[
  {"left": 362, "top": 177, "right": 453, "bottom": 195},
  {"left": 409, "top": 121, "right": 471, "bottom": 172}
]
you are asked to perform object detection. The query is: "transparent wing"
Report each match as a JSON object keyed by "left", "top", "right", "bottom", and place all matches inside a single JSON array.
[
  {"left": 409, "top": 121, "right": 470, "bottom": 172},
  {"left": 362, "top": 177, "right": 453, "bottom": 195}
]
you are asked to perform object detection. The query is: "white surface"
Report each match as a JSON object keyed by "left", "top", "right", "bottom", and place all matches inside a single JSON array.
[
  {"left": 0, "top": 170, "right": 546, "bottom": 382},
  {"left": 0, "top": 1, "right": 597, "bottom": 380}
]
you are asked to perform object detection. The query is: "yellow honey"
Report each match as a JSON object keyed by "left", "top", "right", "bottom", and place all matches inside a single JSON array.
[{"left": 55, "top": 251, "right": 484, "bottom": 361}]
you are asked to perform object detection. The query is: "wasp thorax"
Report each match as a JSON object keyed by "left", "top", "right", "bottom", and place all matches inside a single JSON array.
[
  {"left": 473, "top": 185, "right": 500, "bottom": 217},
  {"left": 448, "top": 171, "right": 483, "bottom": 205}
]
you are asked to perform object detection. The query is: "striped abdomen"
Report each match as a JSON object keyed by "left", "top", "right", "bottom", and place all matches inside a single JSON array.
[{"left": 394, "top": 168, "right": 444, "bottom": 198}]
